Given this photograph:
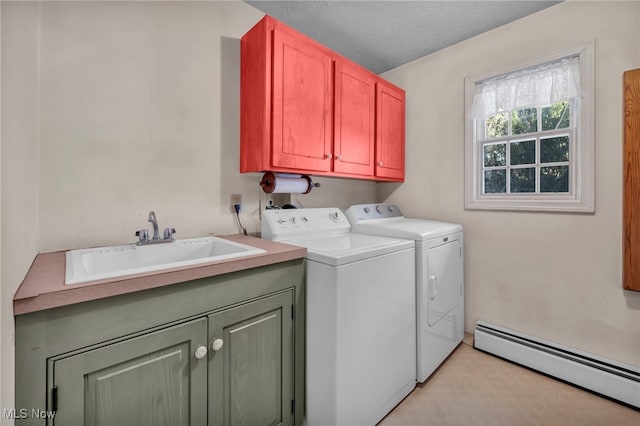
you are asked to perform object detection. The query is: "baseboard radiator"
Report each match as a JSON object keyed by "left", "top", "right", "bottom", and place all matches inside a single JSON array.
[{"left": 474, "top": 321, "right": 640, "bottom": 409}]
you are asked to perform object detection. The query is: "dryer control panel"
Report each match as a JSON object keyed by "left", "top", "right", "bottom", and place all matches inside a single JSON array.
[
  {"left": 345, "top": 203, "right": 404, "bottom": 223},
  {"left": 262, "top": 208, "right": 350, "bottom": 241}
]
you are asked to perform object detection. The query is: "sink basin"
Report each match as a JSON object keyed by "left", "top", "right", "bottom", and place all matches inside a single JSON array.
[{"left": 65, "top": 237, "right": 266, "bottom": 285}]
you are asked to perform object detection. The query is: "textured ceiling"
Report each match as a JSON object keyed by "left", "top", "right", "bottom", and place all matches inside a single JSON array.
[{"left": 245, "top": 1, "right": 561, "bottom": 73}]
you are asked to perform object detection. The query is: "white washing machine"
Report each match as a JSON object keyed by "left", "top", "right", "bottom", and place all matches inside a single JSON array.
[
  {"left": 346, "top": 203, "right": 464, "bottom": 383},
  {"left": 262, "top": 208, "right": 416, "bottom": 426}
]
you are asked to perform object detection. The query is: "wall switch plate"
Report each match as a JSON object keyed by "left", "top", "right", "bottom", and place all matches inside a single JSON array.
[{"left": 231, "top": 194, "right": 242, "bottom": 212}]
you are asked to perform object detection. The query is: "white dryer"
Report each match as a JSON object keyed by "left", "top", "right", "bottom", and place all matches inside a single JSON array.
[
  {"left": 346, "top": 203, "right": 464, "bottom": 382},
  {"left": 262, "top": 208, "right": 416, "bottom": 426}
]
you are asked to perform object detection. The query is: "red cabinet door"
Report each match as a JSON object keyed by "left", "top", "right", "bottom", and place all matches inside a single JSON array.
[
  {"left": 334, "top": 60, "right": 376, "bottom": 176},
  {"left": 272, "top": 24, "right": 333, "bottom": 172},
  {"left": 376, "top": 81, "right": 405, "bottom": 180}
]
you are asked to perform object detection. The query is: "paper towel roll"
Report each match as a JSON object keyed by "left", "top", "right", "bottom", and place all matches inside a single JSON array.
[{"left": 260, "top": 172, "right": 314, "bottom": 194}]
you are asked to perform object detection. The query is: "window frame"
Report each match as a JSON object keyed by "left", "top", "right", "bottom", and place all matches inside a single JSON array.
[{"left": 464, "top": 42, "right": 595, "bottom": 213}]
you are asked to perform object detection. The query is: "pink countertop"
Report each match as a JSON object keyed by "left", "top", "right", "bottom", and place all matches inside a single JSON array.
[{"left": 14, "top": 235, "right": 306, "bottom": 315}]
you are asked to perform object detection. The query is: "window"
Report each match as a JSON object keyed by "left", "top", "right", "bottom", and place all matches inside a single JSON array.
[
  {"left": 465, "top": 43, "right": 594, "bottom": 212},
  {"left": 482, "top": 102, "right": 572, "bottom": 194}
]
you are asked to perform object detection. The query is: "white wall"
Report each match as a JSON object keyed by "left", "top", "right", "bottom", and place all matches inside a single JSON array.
[
  {"left": 37, "top": 0, "right": 265, "bottom": 250},
  {"left": 1, "top": 0, "right": 376, "bottom": 419},
  {"left": 1, "top": 1, "right": 41, "bottom": 422},
  {"left": 36, "top": 0, "right": 375, "bottom": 252},
  {"left": 380, "top": 0, "right": 640, "bottom": 367},
  {"left": 290, "top": 176, "right": 376, "bottom": 209}
]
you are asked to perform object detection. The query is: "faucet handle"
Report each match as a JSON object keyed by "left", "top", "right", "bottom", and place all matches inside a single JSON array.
[
  {"left": 163, "top": 228, "right": 176, "bottom": 240},
  {"left": 135, "top": 229, "right": 149, "bottom": 241}
]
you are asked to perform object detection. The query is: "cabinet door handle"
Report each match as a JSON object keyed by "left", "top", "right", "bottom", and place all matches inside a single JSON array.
[
  {"left": 378, "top": 161, "right": 383, "bottom": 166},
  {"left": 194, "top": 345, "right": 208, "bottom": 359},
  {"left": 211, "top": 338, "right": 224, "bottom": 352},
  {"left": 336, "top": 155, "right": 342, "bottom": 161},
  {"left": 325, "top": 153, "right": 332, "bottom": 159}
]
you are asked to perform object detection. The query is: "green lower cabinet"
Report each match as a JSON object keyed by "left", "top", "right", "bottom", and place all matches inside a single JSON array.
[
  {"left": 52, "top": 318, "right": 208, "bottom": 426},
  {"left": 15, "top": 260, "right": 305, "bottom": 426},
  {"left": 49, "top": 293, "right": 294, "bottom": 426},
  {"left": 209, "top": 292, "right": 293, "bottom": 426}
]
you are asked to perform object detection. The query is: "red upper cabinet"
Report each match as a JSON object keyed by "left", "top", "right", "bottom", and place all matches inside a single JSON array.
[
  {"left": 241, "top": 16, "right": 332, "bottom": 174},
  {"left": 334, "top": 59, "right": 376, "bottom": 176},
  {"left": 271, "top": 23, "right": 333, "bottom": 172},
  {"left": 241, "top": 15, "right": 405, "bottom": 182},
  {"left": 375, "top": 80, "right": 405, "bottom": 180}
]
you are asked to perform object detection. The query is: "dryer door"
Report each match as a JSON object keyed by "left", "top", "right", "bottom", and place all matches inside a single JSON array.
[{"left": 426, "top": 240, "right": 462, "bottom": 326}]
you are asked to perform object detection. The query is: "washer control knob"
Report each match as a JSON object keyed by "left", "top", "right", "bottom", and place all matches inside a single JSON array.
[
  {"left": 194, "top": 346, "right": 208, "bottom": 359},
  {"left": 277, "top": 218, "right": 286, "bottom": 225},
  {"left": 329, "top": 212, "right": 340, "bottom": 222},
  {"left": 301, "top": 216, "right": 309, "bottom": 223},
  {"left": 290, "top": 217, "right": 296, "bottom": 224},
  {"left": 211, "top": 338, "right": 224, "bottom": 352},
  {"left": 376, "top": 205, "right": 383, "bottom": 214},
  {"left": 363, "top": 207, "right": 370, "bottom": 214}
]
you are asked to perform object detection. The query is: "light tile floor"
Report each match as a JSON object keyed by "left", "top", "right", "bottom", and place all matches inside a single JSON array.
[{"left": 379, "top": 335, "right": 639, "bottom": 426}]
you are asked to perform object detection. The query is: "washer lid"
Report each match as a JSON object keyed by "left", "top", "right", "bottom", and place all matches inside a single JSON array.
[
  {"left": 282, "top": 233, "right": 413, "bottom": 266},
  {"left": 350, "top": 219, "right": 463, "bottom": 241}
]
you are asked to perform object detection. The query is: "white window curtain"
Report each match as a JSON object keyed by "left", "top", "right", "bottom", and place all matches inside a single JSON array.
[{"left": 472, "top": 56, "right": 580, "bottom": 119}]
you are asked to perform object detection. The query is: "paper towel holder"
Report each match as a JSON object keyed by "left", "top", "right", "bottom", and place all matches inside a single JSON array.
[{"left": 260, "top": 171, "right": 320, "bottom": 194}]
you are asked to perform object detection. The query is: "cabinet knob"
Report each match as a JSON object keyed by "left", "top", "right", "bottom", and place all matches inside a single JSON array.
[
  {"left": 336, "top": 155, "right": 342, "bottom": 161},
  {"left": 378, "top": 161, "right": 383, "bottom": 166},
  {"left": 325, "top": 153, "right": 332, "bottom": 159},
  {"left": 211, "top": 338, "right": 224, "bottom": 352},
  {"left": 194, "top": 345, "right": 208, "bottom": 359}
]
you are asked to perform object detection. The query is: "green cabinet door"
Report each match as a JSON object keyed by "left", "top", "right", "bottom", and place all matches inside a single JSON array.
[
  {"left": 52, "top": 318, "right": 208, "bottom": 426},
  {"left": 209, "top": 291, "right": 294, "bottom": 426}
]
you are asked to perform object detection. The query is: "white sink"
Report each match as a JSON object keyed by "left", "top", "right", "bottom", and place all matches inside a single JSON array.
[{"left": 65, "top": 237, "right": 266, "bottom": 285}]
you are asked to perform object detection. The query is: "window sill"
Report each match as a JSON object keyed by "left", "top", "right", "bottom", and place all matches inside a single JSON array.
[{"left": 465, "top": 196, "right": 594, "bottom": 213}]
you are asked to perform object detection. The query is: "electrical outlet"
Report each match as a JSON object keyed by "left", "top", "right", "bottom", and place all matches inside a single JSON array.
[{"left": 231, "top": 194, "right": 242, "bottom": 212}]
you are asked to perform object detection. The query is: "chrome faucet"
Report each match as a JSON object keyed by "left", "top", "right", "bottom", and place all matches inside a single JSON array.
[
  {"left": 148, "top": 211, "right": 160, "bottom": 240},
  {"left": 135, "top": 211, "right": 176, "bottom": 245}
]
